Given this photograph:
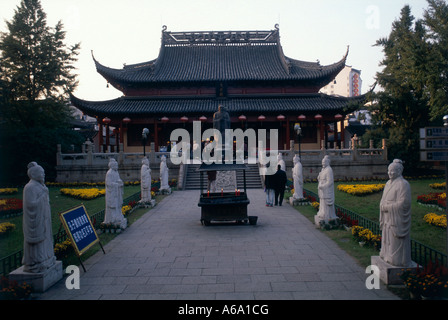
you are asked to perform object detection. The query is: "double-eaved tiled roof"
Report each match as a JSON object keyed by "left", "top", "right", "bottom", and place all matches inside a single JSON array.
[
  {"left": 93, "top": 26, "right": 348, "bottom": 87},
  {"left": 70, "top": 93, "right": 364, "bottom": 118}
]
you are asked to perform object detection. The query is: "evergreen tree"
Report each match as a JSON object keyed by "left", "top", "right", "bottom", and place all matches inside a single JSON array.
[
  {"left": 370, "top": 5, "right": 430, "bottom": 170},
  {"left": 423, "top": 0, "right": 448, "bottom": 121},
  {"left": 0, "top": 0, "right": 82, "bottom": 184},
  {"left": 0, "top": 0, "right": 80, "bottom": 128}
]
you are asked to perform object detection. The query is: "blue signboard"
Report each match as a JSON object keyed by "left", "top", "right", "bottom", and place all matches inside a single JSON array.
[{"left": 59, "top": 205, "right": 100, "bottom": 256}]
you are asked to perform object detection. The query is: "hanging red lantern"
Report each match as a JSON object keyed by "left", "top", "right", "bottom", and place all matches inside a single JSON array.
[
  {"left": 258, "top": 115, "right": 266, "bottom": 121},
  {"left": 277, "top": 114, "right": 285, "bottom": 121},
  {"left": 238, "top": 115, "right": 247, "bottom": 121},
  {"left": 298, "top": 114, "right": 306, "bottom": 121},
  {"left": 180, "top": 116, "right": 188, "bottom": 122},
  {"left": 314, "top": 114, "right": 322, "bottom": 120},
  {"left": 122, "top": 117, "right": 131, "bottom": 124},
  {"left": 199, "top": 116, "right": 207, "bottom": 122},
  {"left": 335, "top": 114, "right": 343, "bottom": 120},
  {"left": 102, "top": 117, "right": 111, "bottom": 124},
  {"left": 161, "top": 116, "right": 169, "bottom": 122}
]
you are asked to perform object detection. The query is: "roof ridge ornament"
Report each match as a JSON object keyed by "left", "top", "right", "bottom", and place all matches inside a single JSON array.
[{"left": 162, "top": 28, "right": 280, "bottom": 47}]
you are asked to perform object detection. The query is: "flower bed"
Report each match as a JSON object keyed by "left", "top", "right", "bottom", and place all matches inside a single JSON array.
[
  {"left": 336, "top": 209, "right": 359, "bottom": 227},
  {"left": 47, "top": 181, "right": 140, "bottom": 187},
  {"left": 0, "top": 222, "right": 15, "bottom": 236},
  {"left": 0, "top": 198, "right": 23, "bottom": 218},
  {"left": 423, "top": 213, "right": 447, "bottom": 229},
  {"left": 0, "top": 276, "right": 32, "bottom": 300},
  {"left": 429, "top": 182, "right": 446, "bottom": 190},
  {"left": 401, "top": 260, "right": 448, "bottom": 299},
  {"left": 60, "top": 188, "right": 106, "bottom": 200},
  {"left": 337, "top": 184, "right": 385, "bottom": 196},
  {"left": 0, "top": 188, "right": 18, "bottom": 195},
  {"left": 417, "top": 192, "right": 446, "bottom": 209}
]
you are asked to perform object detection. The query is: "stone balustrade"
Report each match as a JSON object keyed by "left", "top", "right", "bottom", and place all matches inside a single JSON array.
[{"left": 55, "top": 139, "right": 389, "bottom": 183}]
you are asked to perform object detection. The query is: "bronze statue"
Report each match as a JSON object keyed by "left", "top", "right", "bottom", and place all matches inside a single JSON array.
[{"left": 213, "top": 105, "right": 230, "bottom": 147}]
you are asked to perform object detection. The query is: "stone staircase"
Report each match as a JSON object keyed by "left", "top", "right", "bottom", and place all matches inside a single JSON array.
[{"left": 183, "top": 163, "right": 263, "bottom": 190}]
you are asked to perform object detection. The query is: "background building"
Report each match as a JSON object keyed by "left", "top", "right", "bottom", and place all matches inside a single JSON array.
[
  {"left": 72, "top": 26, "right": 365, "bottom": 153},
  {"left": 320, "top": 65, "right": 362, "bottom": 97}
]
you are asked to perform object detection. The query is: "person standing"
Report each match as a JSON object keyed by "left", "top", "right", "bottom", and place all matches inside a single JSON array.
[
  {"left": 264, "top": 172, "right": 275, "bottom": 207},
  {"left": 273, "top": 164, "right": 287, "bottom": 206}
]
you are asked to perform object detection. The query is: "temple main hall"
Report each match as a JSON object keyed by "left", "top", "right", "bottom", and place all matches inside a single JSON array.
[{"left": 71, "top": 25, "right": 365, "bottom": 153}]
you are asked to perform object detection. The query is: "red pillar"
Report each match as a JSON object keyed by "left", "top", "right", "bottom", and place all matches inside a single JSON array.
[{"left": 154, "top": 118, "right": 159, "bottom": 152}]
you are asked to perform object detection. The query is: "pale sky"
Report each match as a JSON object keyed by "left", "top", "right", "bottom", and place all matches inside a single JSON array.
[{"left": 0, "top": 0, "right": 429, "bottom": 101}]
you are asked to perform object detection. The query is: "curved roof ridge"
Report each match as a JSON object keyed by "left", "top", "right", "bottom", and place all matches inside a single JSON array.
[{"left": 90, "top": 31, "right": 350, "bottom": 86}]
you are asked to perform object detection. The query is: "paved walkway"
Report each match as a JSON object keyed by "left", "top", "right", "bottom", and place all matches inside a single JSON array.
[{"left": 37, "top": 189, "right": 398, "bottom": 300}]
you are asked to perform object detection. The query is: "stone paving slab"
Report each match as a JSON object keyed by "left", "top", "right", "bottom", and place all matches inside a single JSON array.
[{"left": 36, "top": 189, "right": 399, "bottom": 300}]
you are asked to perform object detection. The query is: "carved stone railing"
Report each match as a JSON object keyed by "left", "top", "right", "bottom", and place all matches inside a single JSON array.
[{"left": 56, "top": 139, "right": 389, "bottom": 183}]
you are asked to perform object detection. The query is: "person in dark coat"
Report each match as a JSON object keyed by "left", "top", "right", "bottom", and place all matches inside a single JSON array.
[{"left": 273, "top": 164, "right": 287, "bottom": 206}]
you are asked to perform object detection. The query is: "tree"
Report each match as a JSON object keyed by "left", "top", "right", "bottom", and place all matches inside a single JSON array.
[
  {"left": 369, "top": 5, "right": 431, "bottom": 170},
  {"left": 0, "top": 0, "right": 82, "bottom": 184},
  {"left": 0, "top": 0, "right": 80, "bottom": 128},
  {"left": 423, "top": 0, "right": 448, "bottom": 121}
]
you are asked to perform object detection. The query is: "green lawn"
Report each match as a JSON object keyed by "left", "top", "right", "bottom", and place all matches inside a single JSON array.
[
  {"left": 0, "top": 185, "right": 143, "bottom": 258},
  {"left": 299, "top": 178, "right": 447, "bottom": 255}
]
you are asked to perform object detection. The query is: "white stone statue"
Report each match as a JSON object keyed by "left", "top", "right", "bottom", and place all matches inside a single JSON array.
[
  {"left": 379, "top": 159, "right": 412, "bottom": 267},
  {"left": 159, "top": 155, "right": 171, "bottom": 192},
  {"left": 140, "top": 157, "right": 152, "bottom": 202},
  {"left": 277, "top": 153, "right": 286, "bottom": 171},
  {"left": 315, "top": 155, "right": 337, "bottom": 225},
  {"left": 104, "top": 158, "right": 127, "bottom": 229},
  {"left": 22, "top": 162, "right": 57, "bottom": 273},
  {"left": 292, "top": 155, "right": 304, "bottom": 200}
]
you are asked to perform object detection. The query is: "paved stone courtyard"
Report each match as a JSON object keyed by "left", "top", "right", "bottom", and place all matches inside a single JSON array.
[{"left": 37, "top": 189, "right": 398, "bottom": 300}]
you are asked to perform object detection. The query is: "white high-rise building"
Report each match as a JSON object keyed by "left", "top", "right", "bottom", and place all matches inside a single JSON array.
[{"left": 320, "top": 66, "right": 362, "bottom": 97}]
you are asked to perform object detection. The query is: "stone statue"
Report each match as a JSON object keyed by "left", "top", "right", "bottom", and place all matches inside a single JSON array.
[
  {"left": 159, "top": 155, "right": 171, "bottom": 192},
  {"left": 140, "top": 157, "right": 152, "bottom": 202},
  {"left": 213, "top": 105, "right": 231, "bottom": 147},
  {"left": 379, "top": 159, "right": 412, "bottom": 267},
  {"left": 292, "top": 155, "right": 303, "bottom": 200},
  {"left": 277, "top": 153, "right": 286, "bottom": 171},
  {"left": 315, "top": 155, "right": 337, "bottom": 225},
  {"left": 104, "top": 158, "right": 127, "bottom": 229},
  {"left": 22, "top": 162, "right": 56, "bottom": 273}
]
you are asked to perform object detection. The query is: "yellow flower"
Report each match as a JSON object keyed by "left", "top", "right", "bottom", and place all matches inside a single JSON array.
[
  {"left": 60, "top": 188, "right": 106, "bottom": 200},
  {"left": 337, "top": 184, "right": 385, "bottom": 196},
  {"left": 0, "top": 222, "right": 15, "bottom": 235},
  {"left": 0, "top": 188, "right": 18, "bottom": 195},
  {"left": 423, "top": 213, "right": 447, "bottom": 229},
  {"left": 429, "top": 182, "right": 446, "bottom": 190},
  {"left": 121, "top": 205, "right": 132, "bottom": 216}
]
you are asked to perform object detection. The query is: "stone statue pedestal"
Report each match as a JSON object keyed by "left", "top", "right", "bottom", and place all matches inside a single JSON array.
[
  {"left": 9, "top": 260, "right": 63, "bottom": 293},
  {"left": 289, "top": 197, "right": 308, "bottom": 206},
  {"left": 139, "top": 199, "right": 156, "bottom": 208},
  {"left": 371, "top": 256, "right": 418, "bottom": 285},
  {"left": 159, "top": 188, "right": 171, "bottom": 195}
]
